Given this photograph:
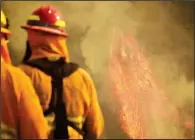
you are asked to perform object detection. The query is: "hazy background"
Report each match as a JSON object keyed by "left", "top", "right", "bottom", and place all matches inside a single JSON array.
[{"left": 2, "top": 1, "right": 194, "bottom": 138}]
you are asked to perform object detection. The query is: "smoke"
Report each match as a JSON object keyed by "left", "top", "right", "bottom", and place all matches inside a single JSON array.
[{"left": 2, "top": 1, "right": 194, "bottom": 138}]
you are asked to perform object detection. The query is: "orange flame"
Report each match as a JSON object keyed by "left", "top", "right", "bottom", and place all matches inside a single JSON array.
[{"left": 108, "top": 27, "right": 179, "bottom": 139}]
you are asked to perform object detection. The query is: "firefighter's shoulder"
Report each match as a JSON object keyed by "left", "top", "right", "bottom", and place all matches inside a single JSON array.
[
  {"left": 18, "top": 63, "right": 36, "bottom": 75},
  {"left": 76, "top": 68, "right": 94, "bottom": 84},
  {"left": 6, "top": 63, "right": 31, "bottom": 81},
  {"left": 4, "top": 63, "right": 35, "bottom": 93},
  {"left": 73, "top": 67, "right": 97, "bottom": 97}
]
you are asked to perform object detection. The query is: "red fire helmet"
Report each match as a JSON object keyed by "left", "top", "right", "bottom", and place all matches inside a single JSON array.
[{"left": 21, "top": 5, "right": 68, "bottom": 37}]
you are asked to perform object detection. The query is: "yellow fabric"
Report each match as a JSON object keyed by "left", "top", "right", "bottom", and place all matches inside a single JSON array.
[
  {"left": 1, "top": 38, "right": 12, "bottom": 64},
  {"left": 1, "top": 60, "right": 49, "bottom": 139},
  {"left": 19, "top": 31, "right": 104, "bottom": 139}
]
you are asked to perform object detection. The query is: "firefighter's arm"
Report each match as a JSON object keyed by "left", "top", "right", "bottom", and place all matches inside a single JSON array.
[
  {"left": 82, "top": 70, "right": 104, "bottom": 138},
  {"left": 18, "top": 73, "right": 49, "bottom": 139}
]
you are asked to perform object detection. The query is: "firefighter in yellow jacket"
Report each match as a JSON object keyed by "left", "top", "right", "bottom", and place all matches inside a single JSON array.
[
  {"left": 19, "top": 6, "right": 104, "bottom": 139},
  {"left": 1, "top": 10, "right": 49, "bottom": 139}
]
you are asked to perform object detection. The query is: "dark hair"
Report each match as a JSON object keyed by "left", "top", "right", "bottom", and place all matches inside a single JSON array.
[
  {"left": 5, "top": 18, "right": 9, "bottom": 29},
  {"left": 22, "top": 40, "right": 32, "bottom": 62}
]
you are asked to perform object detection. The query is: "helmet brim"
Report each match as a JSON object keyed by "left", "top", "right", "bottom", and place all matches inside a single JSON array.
[
  {"left": 1, "top": 27, "right": 11, "bottom": 35},
  {"left": 21, "top": 25, "right": 68, "bottom": 37}
]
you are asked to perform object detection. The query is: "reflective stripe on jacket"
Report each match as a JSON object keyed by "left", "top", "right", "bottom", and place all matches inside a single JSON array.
[
  {"left": 1, "top": 123, "right": 17, "bottom": 139},
  {"left": 46, "top": 114, "right": 85, "bottom": 139}
]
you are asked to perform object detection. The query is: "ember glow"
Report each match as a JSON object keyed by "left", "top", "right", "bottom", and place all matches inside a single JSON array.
[{"left": 108, "top": 28, "right": 181, "bottom": 139}]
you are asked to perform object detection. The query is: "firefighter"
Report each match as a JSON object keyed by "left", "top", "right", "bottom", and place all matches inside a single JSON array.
[
  {"left": 1, "top": 10, "right": 49, "bottom": 139},
  {"left": 19, "top": 5, "right": 104, "bottom": 139}
]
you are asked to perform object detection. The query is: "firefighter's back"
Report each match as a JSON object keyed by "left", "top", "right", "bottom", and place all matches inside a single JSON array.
[
  {"left": 1, "top": 61, "right": 49, "bottom": 139},
  {"left": 19, "top": 63, "right": 104, "bottom": 139}
]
